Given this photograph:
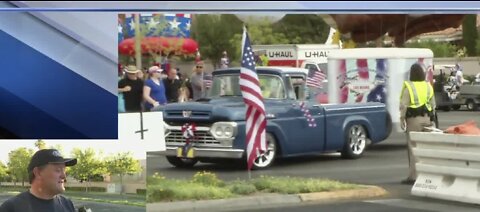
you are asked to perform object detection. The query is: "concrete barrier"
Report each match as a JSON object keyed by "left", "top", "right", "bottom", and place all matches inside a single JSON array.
[{"left": 410, "top": 132, "right": 480, "bottom": 205}]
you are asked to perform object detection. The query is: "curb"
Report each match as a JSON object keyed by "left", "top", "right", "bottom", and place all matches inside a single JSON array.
[
  {"left": 146, "top": 185, "right": 388, "bottom": 212},
  {"left": 299, "top": 185, "right": 388, "bottom": 202}
]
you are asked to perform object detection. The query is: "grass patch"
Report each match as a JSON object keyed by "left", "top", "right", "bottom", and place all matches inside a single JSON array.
[
  {"left": 252, "top": 175, "right": 359, "bottom": 194},
  {"left": 147, "top": 172, "right": 361, "bottom": 203},
  {"left": 65, "top": 191, "right": 145, "bottom": 207}
]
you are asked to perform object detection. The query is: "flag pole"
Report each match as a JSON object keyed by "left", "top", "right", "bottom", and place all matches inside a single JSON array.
[{"left": 134, "top": 13, "right": 142, "bottom": 70}]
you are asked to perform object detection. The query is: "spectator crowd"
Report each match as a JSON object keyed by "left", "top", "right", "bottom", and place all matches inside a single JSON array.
[{"left": 118, "top": 61, "right": 211, "bottom": 112}]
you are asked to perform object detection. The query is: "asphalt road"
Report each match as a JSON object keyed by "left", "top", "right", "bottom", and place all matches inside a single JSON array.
[{"left": 147, "top": 110, "right": 480, "bottom": 211}]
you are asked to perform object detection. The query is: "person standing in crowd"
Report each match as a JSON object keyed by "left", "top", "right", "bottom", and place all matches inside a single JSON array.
[
  {"left": 220, "top": 51, "right": 229, "bottom": 69},
  {"left": 143, "top": 66, "right": 167, "bottom": 111},
  {"left": 191, "top": 61, "right": 206, "bottom": 101},
  {"left": 164, "top": 68, "right": 182, "bottom": 103},
  {"left": 137, "top": 69, "right": 145, "bottom": 81},
  {"left": 118, "top": 65, "right": 144, "bottom": 112},
  {"left": 0, "top": 149, "right": 78, "bottom": 212},
  {"left": 178, "top": 72, "right": 193, "bottom": 102},
  {"left": 455, "top": 64, "right": 464, "bottom": 87},
  {"left": 399, "top": 63, "right": 436, "bottom": 185}
]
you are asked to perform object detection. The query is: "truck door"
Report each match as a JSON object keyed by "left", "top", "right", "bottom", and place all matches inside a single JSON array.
[{"left": 282, "top": 75, "right": 326, "bottom": 154}]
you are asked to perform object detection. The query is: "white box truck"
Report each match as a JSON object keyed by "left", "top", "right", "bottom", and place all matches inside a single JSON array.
[{"left": 326, "top": 48, "right": 434, "bottom": 132}]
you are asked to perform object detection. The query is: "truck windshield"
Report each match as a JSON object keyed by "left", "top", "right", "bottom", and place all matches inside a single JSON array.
[{"left": 207, "top": 74, "right": 285, "bottom": 99}]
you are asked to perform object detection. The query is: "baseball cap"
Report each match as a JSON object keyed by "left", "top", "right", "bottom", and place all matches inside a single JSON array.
[
  {"left": 148, "top": 66, "right": 163, "bottom": 73},
  {"left": 28, "top": 149, "right": 77, "bottom": 172}
]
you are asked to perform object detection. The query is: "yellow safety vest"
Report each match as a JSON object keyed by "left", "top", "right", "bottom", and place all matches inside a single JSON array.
[{"left": 401, "top": 81, "right": 434, "bottom": 111}]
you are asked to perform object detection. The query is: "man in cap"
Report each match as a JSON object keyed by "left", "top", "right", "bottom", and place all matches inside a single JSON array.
[
  {"left": 118, "top": 65, "right": 144, "bottom": 112},
  {"left": 0, "top": 149, "right": 78, "bottom": 211},
  {"left": 190, "top": 61, "right": 206, "bottom": 101}
]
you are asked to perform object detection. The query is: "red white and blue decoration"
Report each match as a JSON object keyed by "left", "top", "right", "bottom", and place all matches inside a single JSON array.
[{"left": 180, "top": 123, "right": 196, "bottom": 158}]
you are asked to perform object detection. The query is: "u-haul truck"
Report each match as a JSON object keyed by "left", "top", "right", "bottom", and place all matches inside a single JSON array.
[{"left": 252, "top": 44, "right": 340, "bottom": 72}]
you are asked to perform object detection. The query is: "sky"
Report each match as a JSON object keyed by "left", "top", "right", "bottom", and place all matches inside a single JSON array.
[{"left": 0, "top": 139, "right": 163, "bottom": 164}]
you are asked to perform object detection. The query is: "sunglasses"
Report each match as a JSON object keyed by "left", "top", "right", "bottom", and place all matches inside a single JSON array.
[{"left": 196, "top": 66, "right": 203, "bottom": 68}]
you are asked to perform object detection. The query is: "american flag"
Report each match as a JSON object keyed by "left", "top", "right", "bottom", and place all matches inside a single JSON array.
[
  {"left": 239, "top": 27, "right": 267, "bottom": 170},
  {"left": 306, "top": 68, "right": 326, "bottom": 88},
  {"left": 124, "top": 13, "right": 191, "bottom": 38}
]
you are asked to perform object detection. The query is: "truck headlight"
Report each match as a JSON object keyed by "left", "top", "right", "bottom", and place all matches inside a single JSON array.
[
  {"left": 224, "top": 126, "right": 234, "bottom": 137},
  {"left": 211, "top": 122, "right": 237, "bottom": 139},
  {"left": 215, "top": 127, "right": 224, "bottom": 137}
]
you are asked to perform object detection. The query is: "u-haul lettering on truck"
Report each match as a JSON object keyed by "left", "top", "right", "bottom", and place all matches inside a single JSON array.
[
  {"left": 304, "top": 51, "right": 329, "bottom": 58},
  {"left": 268, "top": 51, "right": 295, "bottom": 58}
]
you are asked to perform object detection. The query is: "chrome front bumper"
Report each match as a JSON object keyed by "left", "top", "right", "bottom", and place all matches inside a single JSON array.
[{"left": 162, "top": 147, "right": 245, "bottom": 159}]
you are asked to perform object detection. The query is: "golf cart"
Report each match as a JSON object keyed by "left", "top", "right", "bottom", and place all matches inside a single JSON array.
[
  {"left": 435, "top": 64, "right": 480, "bottom": 111},
  {"left": 433, "top": 65, "right": 454, "bottom": 111}
]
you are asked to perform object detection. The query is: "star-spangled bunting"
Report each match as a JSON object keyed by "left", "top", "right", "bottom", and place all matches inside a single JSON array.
[
  {"left": 299, "top": 102, "right": 317, "bottom": 127},
  {"left": 123, "top": 14, "right": 191, "bottom": 38},
  {"left": 367, "top": 59, "right": 387, "bottom": 103}
]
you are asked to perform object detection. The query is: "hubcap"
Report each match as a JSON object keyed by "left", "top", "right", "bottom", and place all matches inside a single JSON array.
[
  {"left": 467, "top": 102, "right": 474, "bottom": 110},
  {"left": 253, "top": 139, "right": 275, "bottom": 168},
  {"left": 349, "top": 126, "right": 366, "bottom": 155}
]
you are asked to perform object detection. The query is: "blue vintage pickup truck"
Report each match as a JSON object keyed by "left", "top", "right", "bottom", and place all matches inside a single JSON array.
[{"left": 162, "top": 67, "right": 391, "bottom": 169}]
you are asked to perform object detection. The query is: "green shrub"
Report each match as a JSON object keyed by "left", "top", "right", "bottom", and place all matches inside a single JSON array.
[
  {"left": 147, "top": 181, "right": 233, "bottom": 202},
  {"left": 136, "top": 189, "right": 146, "bottom": 195},
  {"left": 191, "top": 171, "right": 225, "bottom": 187}
]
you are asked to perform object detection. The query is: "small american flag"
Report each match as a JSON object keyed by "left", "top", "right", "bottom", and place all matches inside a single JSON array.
[
  {"left": 203, "top": 74, "right": 213, "bottom": 90},
  {"left": 239, "top": 26, "right": 267, "bottom": 170},
  {"left": 306, "top": 68, "right": 326, "bottom": 88}
]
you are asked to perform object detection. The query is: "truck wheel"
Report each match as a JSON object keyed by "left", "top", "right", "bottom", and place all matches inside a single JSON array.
[
  {"left": 341, "top": 125, "right": 367, "bottom": 159},
  {"left": 166, "top": 156, "right": 198, "bottom": 168},
  {"left": 451, "top": 105, "right": 461, "bottom": 110},
  {"left": 252, "top": 133, "right": 277, "bottom": 170},
  {"left": 466, "top": 100, "right": 478, "bottom": 111}
]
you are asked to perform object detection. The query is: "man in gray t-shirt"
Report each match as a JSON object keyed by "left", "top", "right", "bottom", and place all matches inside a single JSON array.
[{"left": 191, "top": 62, "right": 206, "bottom": 101}]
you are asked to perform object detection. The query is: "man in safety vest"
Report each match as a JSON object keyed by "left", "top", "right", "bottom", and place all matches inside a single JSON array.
[{"left": 399, "top": 63, "right": 436, "bottom": 185}]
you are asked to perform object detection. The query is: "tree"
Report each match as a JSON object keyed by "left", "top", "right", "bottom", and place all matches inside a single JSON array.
[
  {"left": 34, "top": 140, "right": 47, "bottom": 150},
  {"left": 192, "top": 14, "right": 243, "bottom": 68},
  {"left": 273, "top": 14, "right": 330, "bottom": 44},
  {"left": 228, "top": 17, "right": 291, "bottom": 65},
  {"left": 7, "top": 148, "right": 34, "bottom": 186},
  {"left": 405, "top": 40, "right": 458, "bottom": 57},
  {"left": 462, "top": 14, "right": 478, "bottom": 56},
  {"left": 68, "top": 148, "right": 106, "bottom": 192},
  {"left": 0, "top": 161, "right": 8, "bottom": 185},
  {"left": 106, "top": 152, "right": 142, "bottom": 194}
]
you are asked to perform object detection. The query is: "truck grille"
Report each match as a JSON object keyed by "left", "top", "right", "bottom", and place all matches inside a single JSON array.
[{"left": 166, "top": 130, "right": 220, "bottom": 145}]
